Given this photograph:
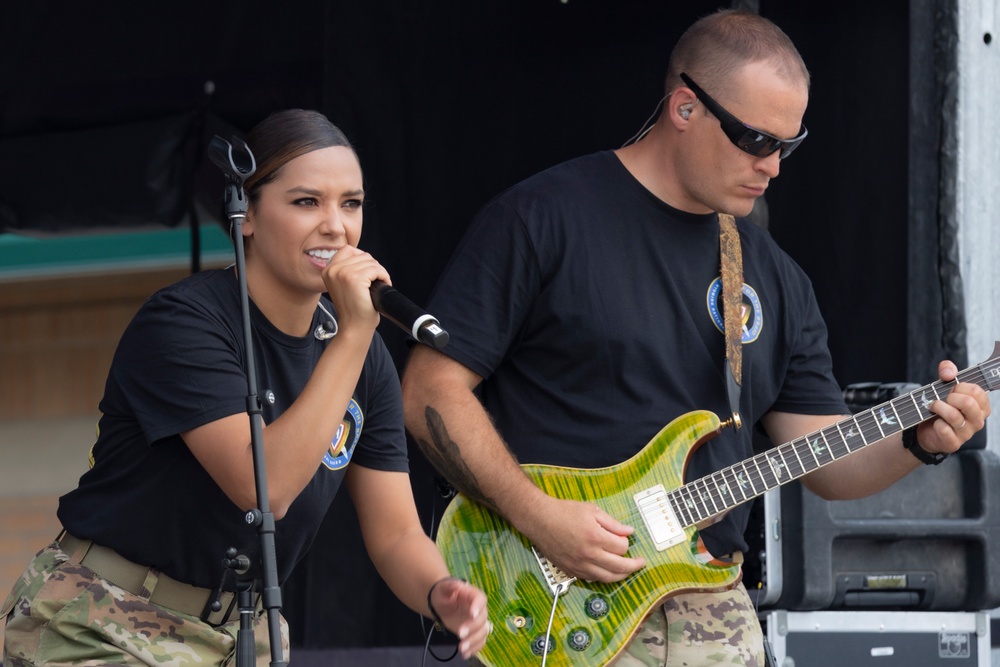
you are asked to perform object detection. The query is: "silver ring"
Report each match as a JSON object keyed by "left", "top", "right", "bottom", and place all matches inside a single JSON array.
[{"left": 957, "top": 419, "right": 967, "bottom": 431}]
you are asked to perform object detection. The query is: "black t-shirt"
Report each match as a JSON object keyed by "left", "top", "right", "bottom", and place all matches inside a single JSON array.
[
  {"left": 427, "top": 151, "right": 848, "bottom": 556},
  {"left": 58, "top": 268, "right": 408, "bottom": 589}
]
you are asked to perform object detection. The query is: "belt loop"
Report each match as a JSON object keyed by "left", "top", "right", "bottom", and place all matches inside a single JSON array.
[{"left": 140, "top": 569, "right": 160, "bottom": 599}]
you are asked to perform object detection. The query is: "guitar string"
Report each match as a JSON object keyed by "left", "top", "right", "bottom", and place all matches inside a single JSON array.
[
  {"left": 579, "top": 358, "right": 999, "bottom": 546},
  {"left": 518, "top": 360, "right": 1000, "bottom": 667},
  {"left": 479, "top": 357, "right": 1000, "bottom": 662}
]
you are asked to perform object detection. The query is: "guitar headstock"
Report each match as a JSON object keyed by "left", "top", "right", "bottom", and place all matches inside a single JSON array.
[{"left": 982, "top": 341, "right": 1000, "bottom": 392}]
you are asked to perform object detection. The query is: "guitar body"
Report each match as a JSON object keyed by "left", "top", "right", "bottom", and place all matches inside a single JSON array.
[
  {"left": 437, "top": 344, "right": 1000, "bottom": 665},
  {"left": 436, "top": 410, "right": 741, "bottom": 667}
]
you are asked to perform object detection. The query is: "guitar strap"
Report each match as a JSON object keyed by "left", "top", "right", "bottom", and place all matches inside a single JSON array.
[{"left": 718, "top": 213, "right": 743, "bottom": 430}]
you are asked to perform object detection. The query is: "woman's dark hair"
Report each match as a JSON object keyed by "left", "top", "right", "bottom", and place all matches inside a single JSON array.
[{"left": 243, "top": 109, "right": 356, "bottom": 206}]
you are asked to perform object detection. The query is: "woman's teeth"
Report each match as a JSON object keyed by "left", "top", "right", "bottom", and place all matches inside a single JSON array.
[{"left": 308, "top": 249, "right": 336, "bottom": 264}]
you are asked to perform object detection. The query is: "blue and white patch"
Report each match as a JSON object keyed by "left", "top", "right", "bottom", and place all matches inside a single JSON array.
[
  {"left": 322, "top": 398, "right": 364, "bottom": 470},
  {"left": 706, "top": 277, "right": 763, "bottom": 343}
]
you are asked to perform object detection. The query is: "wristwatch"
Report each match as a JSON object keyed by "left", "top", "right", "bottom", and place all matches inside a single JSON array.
[{"left": 902, "top": 426, "right": 949, "bottom": 465}]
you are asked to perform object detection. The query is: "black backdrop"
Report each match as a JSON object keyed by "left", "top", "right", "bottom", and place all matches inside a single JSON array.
[{"left": 2, "top": 0, "right": 944, "bottom": 649}]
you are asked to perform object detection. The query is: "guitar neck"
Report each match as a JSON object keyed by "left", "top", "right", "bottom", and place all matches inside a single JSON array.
[{"left": 670, "top": 349, "right": 1000, "bottom": 529}]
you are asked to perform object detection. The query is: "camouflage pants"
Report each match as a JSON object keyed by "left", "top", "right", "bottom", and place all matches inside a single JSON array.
[
  {"left": 613, "top": 583, "right": 765, "bottom": 667},
  {"left": 2, "top": 542, "right": 290, "bottom": 667}
]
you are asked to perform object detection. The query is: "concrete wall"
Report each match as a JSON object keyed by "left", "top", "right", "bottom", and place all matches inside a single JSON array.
[{"left": 958, "top": 0, "right": 1000, "bottom": 447}]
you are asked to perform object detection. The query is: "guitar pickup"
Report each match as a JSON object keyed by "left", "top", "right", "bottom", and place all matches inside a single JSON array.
[{"left": 634, "top": 485, "right": 685, "bottom": 551}]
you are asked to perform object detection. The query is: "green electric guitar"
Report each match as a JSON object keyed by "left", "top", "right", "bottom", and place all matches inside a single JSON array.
[{"left": 436, "top": 343, "right": 1000, "bottom": 667}]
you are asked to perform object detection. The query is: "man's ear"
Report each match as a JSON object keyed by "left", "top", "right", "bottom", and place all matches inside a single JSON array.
[{"left": 668, "top": 87, "right": 698, "bottom": 127}]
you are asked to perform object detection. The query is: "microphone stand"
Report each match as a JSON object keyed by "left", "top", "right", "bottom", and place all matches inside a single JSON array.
[{"left": 207, "top": 135, "right": 286, "bottom": 667}]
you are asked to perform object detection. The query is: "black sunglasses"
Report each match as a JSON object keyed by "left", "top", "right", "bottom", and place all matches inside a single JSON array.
[{"left": 679, "top": 72, "right": 807, "bottom": 159}]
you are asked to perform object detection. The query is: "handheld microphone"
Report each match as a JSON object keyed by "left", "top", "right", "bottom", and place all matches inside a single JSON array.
[{"left": 370, "top": 280, "right": 449, "bottom": 350}]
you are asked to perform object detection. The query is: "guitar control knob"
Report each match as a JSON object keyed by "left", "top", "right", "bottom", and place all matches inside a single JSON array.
[
  {"left": 568, "top": 628, "right": 591, "bottom": 651},
  {"left": 584, "top": 594, "right": 609, "bottom": 619},
  {"left": 531, "top": 634, "right": 556, "bottom": 657}
]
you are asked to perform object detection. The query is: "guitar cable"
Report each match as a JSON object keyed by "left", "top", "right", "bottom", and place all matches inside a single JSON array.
[
  {"left": 421, "top": 622, "right": 458, "bottom": 667},
  {"left": 540, "top": 592, "right": 562, "bottom": 667},
  {"left": 539, "top": 578, "right": 575, "bottom": 667},
  {"left": 420, "top": 476, "right": 461, "bottom": 666}
]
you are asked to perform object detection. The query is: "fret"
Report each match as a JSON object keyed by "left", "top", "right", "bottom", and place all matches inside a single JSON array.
[
  {"left": 874, "top": 404, "right": 898, "bottom": 436},
  {"left": 913, "top": 386, "right": 935, "bottom": 415},
  {"left": 871, "top": 407, "right": 887, "bottom": 439},
  {"left": 710, "top": 471, "right": 733, "bottom": 510},
  {"left": 670, "top": 489, "right": 695, "bottom": 528},
  {"left": 720, "top": 467, "right": 748, "bottom": 504},
  {"left": 750, "top": 457, "right": 769, "bottom": 490},
  {"left": 787, "top": 441, "right": 808, "bottom": 476},
  {"left": 686, "top": 479, "right": 710, "bottom": 521},
  {"left": 805, "top": 432, "right": 831, "bottom": 465},
  {"left": 834, "top": 422, "right": 849, "bottom": 453},
  {"left": 839, "top": 418, "right": 865, "bottom": 451},
  {"left": 895, "top": 395, "right": 921, "bottom": 428},
  {"left": 930, "top": 380, "right": 955, "bottom": 402},
  {"left": 853, "top": 414, "right": 870, "bottom": 444},
  {"left": 682, "top": 480, "right": 706, "bottom": 522},
  {"left": 892, "top": 396, "right": 913, "bottom": 427},
  {"left": 811, "top": 431, "right": 846, "bottom": 465},
  {"left": 735, "top": 462, "right": 758, "bottom": 498},
  {"left": 677, "top": 485, "right": 700, "bottom": 524},
  {"left": 698, "top": 477, "right": 721, "bottom": 516},
  {"left": 764, "top": 449, "right": 789, "bottom": 486},
  {"left": 672, "top": 489, "right": 696, "bottom": 527},
  {"left": 856, "top": 413, "right": 881, "bottom": 445},
  {"left": 818, "top": 428, "right": 841, "bottom": 461},
  {"left": 686, "top": 484, "right": 705, "bottom": 524},
  {"left": 832, "top": 426, "right": 853, "bottom": 458},
  {"left": 797, "top": 438, "right": 817, "bottom": 473},
  {"left": 804, "top": 432, "right": 823, "bottom": 468},
  {"left": 752, "top": 453, "right": 772, "bottom": 490},
  {"left": 751, "top": 454, "right": 774, "bottom": 491},
  {"left": 712, "top": 468, "right": 735, "bottom": 509},
  {"left": 888, "top": 398, "right": 910, "bottom": 430}
]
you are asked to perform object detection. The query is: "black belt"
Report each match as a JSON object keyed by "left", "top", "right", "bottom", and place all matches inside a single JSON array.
[{"left": 58, "top": 531, "right": 259, "bottom": 626}]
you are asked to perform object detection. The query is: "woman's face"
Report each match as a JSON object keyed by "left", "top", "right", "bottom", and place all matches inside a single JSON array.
[{"left": 244, "top": 145, "right": 364, "bottom": 300}]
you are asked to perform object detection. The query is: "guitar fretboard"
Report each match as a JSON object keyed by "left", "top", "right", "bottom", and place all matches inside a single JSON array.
[{"left": 668, "top": 353, "right": 1000, "bottom": 529}]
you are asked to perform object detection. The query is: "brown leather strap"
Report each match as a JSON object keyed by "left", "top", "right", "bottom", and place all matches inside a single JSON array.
[
  {"left": 58, "top": 531, "right": 257, "bottom": 626},
  {"left": 718, "top": 213, "right": 743, "bottom": 427}
]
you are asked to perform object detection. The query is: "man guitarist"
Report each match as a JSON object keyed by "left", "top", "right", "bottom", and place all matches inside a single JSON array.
[{"left": 401, "top": 9, "right": 991, "bottom": 666}]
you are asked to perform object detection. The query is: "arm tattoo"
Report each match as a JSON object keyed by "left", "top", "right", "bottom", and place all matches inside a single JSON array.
[{"left": 417, "top": 406, "right": 500, "bottom": 512}]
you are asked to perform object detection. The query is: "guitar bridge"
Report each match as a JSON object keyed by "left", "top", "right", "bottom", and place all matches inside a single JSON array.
[{"left": 531, "top": 546, "right": 576, "bottom": 597}]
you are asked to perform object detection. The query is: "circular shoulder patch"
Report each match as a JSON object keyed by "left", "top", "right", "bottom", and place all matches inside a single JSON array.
[
  {"left": 706, "top": 277, "right": 763, "bottom": 343},
  {"left": 322, "top": 398, "right": 364, "bottom": 470}
]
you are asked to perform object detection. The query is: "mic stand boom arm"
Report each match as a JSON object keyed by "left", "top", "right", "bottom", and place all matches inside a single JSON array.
[{"left": 208, "top": 135, "right": 286, "bottom": 667}]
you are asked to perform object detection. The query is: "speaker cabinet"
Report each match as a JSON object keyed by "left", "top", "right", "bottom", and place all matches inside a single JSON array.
[
  {"left": 747, "top": 448, "right": 1000, "bottom": 612},
  {"left": 743, "top": 382, "right": 1000, "bottom": 612}
]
